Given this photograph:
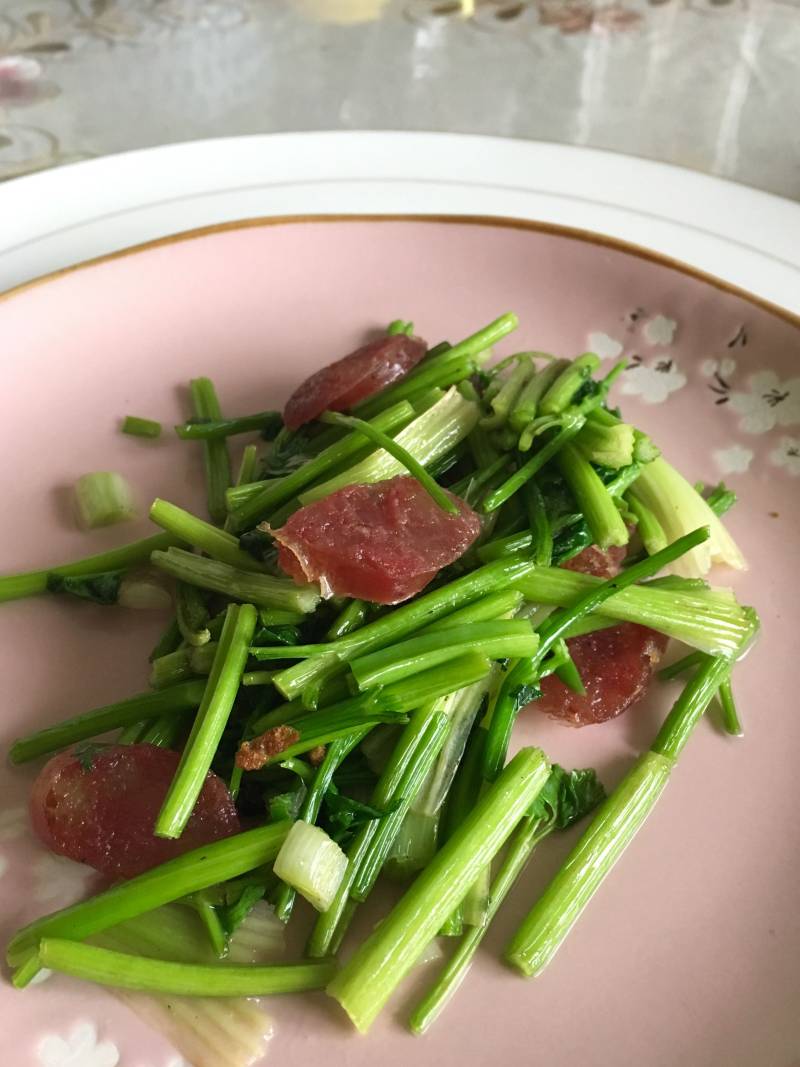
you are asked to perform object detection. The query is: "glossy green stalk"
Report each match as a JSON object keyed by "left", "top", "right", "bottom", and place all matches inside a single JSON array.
[
  {"left": 7, "top": 823, "right": 291, "bottom": 977},
  {"left": 717, "top": 677, "right": 742, "bottom": 736},
  {"left": 9, "top": 681, "right": 206, "bottom": 764},
  {"left": 152, "top": 547, "right": 319, "bottom": 613},
  {"left": 482, "top": 415, "right": 586, "bottom": 513},
  {"left": 327, "top": 747, "right": 550, "bottom": 1032},
  {"left": 0, "top": 532, "right": 180, "bottom": 605},
  {"left": 155, "top": 604, "right": 257, "bottom": 839},
  {"left": 421, "top": 590, "right": 523, "bottom": 632},
  {"left": 481, "top": 357, "right": 535, "bottom": 429},
  {"left": 379, "top": 653, "right": 492, "bottom": 713},
  {"left": 319, "top": 410, "right": 458, "bottom": 515},
  {"left": 326, "top": 599, "right": 368, "bottom": 640},
  {"left": 557, "top": 442, "right": 629, "bottom": 549},
  {"left": 38, "top": 939, "right": 333, "bottom": 995},
  {"left": 523, "top": 479, "right": 552, "bottom": 566},
  {"left": 272, "top": 557, "right": 536, "bottom": 699},
  {"left": 190, "top": 377, "right": 231, "bottom": 524},
  {"left": 658, "top": 649, "right": 705, "bottom": 681},
  {"left": 350, "top": 621, "right": 538, "bottom": 690},
  {"left": 507, "top": 656, "right": 729, "bottom": 977},
  {"left": 227, "top": 400, "right": 415, "bottom": 530},
  {"left": 121, "top": 416, "right": 161, "bottom": 438},
  {"left": 224, "top": 443, "right": 260, "bottom": 532},
  {"left": 539, "top": 353, "right": 601, "bottom": 415},
  {"left": 149, "top": 498, "right": 262, "bottom": 571},
  {"left": 508, "top": 358, "right": 566, "bottom": 433},
  {"left": 175, "top": 411, "right": 281, "bottom": 441},
  {"left": 175, "top": 581, "right": 211, "bottom": 647},
  {"left": 627, "top": 489, "right": 668, "bottom": 555}
]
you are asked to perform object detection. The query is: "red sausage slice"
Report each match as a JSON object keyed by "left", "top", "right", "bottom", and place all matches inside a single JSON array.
[
  {"left": 534, "top": 540, "right": 668, "bottom": 726},
  {"left": 283, "top": 334, "right": 427, "bottom": 430},
  {"left": 273, "top": 475, "right": 481, "bottom": 604},
  {"left": 30, "top": 743, "right": 240, "bottom": 879}
]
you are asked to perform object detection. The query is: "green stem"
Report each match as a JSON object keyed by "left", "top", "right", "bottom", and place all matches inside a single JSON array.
[
  {"left": 190, "top": 377, "right": 231, "bottom": 524},
  {"left": 151, "top": 547, "right": 319, "bottom": 613},
  {"left": 717, "top": 677, "right": 742, "bottom": 737},
  {"left": 557, "top": 442, "right": 629, "bottom": 549},
  {"left": 272, "top": 557, "right": 536, "bottom": 700},
  {"left": 38, "top": 939, "right": 334, "bottom": 996},
  {"left": 0, "top": 533, "right": 180, "bottom": 605},
  {"left": 155, "top": 604, "right": 257, "bottom": 839},
  {"left": 658, "top": 649, "right": 705, "bottom": 681},
  {"left": 627, "top": 489, "right": 668, "bottom": 555},
  {"left": 651, "top": 654, "right": 731, "bottom": 760},
  {"left": 176, "top": 411, "right": 281, "bottom": 441},
  {"left": 7, "top": 823, "right": 290, "bottom": 977},
  {"left": 410, "top": 814, "right": 550, "bottom": 1033},
  {"left": 122, "top": 415, "right": 162, "bottom": 438},
  {"left": 228, "top": 401, "right": 415, "bottom": 530},
  {"left": 9, "top": 681, "right": 206, "bottom": 764},
  {"left": 327, "top": 747, "right": 550, "bottom": 1032},
  {"left": 150, "top": 498, "right": 262, "bottom": 571},
  {"left": 539, "top": 353, "right": 601, "bottom": 415},
  {"left": 326, "top": 599, "right": 368, "bottom": 640},
  {"left": 482, "top": 416, "right": 585, "bottom": 513}
]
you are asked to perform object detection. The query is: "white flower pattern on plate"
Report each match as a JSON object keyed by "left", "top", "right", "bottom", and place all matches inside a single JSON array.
[
  {"left": 642, "top": 315, "right": 677, "bottom": 346},
  {"left": 728, "top": 371, "right": 800, "bottom": 434},
  {"left": 769, "top": 436, "right": 800, "bottom": 476},
  {"left": 700, "top": 357, "right": 737, "bottom": 379},
  {"left": 713, "top": 444, "right": 753, "bottom": 474},
  {"left": 620, "top": 355, "right": 687, "bottom": 404},
  {"left": 33, "top": 851, "right": 94, "bottom": 904},
  {"left": 586, "top": 331, "right": 623, "bottom": 360},
  {"left": 37, "top": 1022, "right": 119, "bottom": 1067}
]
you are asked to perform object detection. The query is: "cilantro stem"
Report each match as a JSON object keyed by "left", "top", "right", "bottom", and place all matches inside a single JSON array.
[
  {"left": 556, "top": 442, "right": 629, "bottom": 549},
  {"left": 155, "top": 603, "right": 257, "bottom": 839},
  {"left": 319, "top": 411, "right": 458, "bottom": 515},
  {"left": 150, "top": 498, "right": 263, "bottom": 571},
  {"left": 190, "top": 377, "right": 231, "bottom": 525},
  {"left": 717, "top": 677, "right": 742, "bottom": 737},
  {"left": 175, "top": 410, "right": 281, "bottom": 441},
  {"left": 327, "top": 747, "right": 549, "bottom": 1032},
  {"left": 9, "top": 680, "right": 206, "bottom": 764},
  {"left": 121, "top": 416, "right": 162, "bottom": 439},
  {"left": 0, "top": 532, "right": 180, "bottom": 605},
  {"left": 482, "top": 416, "right": 586, "bottom": 513},
  {"left": 7, "top": 823, "right": 291, "bottom": 977}
]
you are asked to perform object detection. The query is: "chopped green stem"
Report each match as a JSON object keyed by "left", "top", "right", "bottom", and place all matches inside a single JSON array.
[
  {"left": 224, "top": 443, "right": 260, "bottom": 532},
  {"left": 508, "top": 358, "right": 567, "bottom": 433},
  {"left": 481, "top": 357, "right": 535, "bottom": 429},
  {"left": 410, "top": 813, "right": 550, "bottom": 1034},
  {"left": 327, "top": 747, "right": 550, "bottom": 1032},
  {"left": 326, "top": 599, "right": 368, "bottom": 640},
  {"left": 481, "top": 658, "right": 531, "bottom": 781},
  {"left": 476, "top": 531, "right": 533, "bottom": 563},
  {"left": 705, "top": 483, "right": 737, "bottom": 517},
  {"left": 507, "top": 656, "right": 728, "bottom": 977},
  {"left": 38, "top": 939, "right": 334, "bottom": 996},
  {"left": 150, "top": 498, "right": 263, "bottom": 571},
  {"left": 190, "top": 377, "right": 231, "bottom": 524},
  {"left": 155, "top": 604, "right": 257, "bottom": 839},
  {"left": 176, "top": 581, "right": 211, "bottom": 647},
  {"left": 350, "top": 621, "right": 538, "bottom": 690},
  {"left": 0, "top": 532, "right": 180, "bottom": 605},
  {"left": 9, "top": 680, "right": 206, "bottom": 764},
  {"left": 355, "top": 313, "right": 518, "bottom": 420},
  {"left": 150, "top": 647, "right": 195, "bottom": 689},
  {"left": 380, "top": 653, "right": 492, "bottom": 713},
  {"left": 319, "top": 411, "right": 458, "bottom": 515},
  {"left": 272, "top": 557, "right": 536, "bottom": 699},
  {"left": 139, "top": 715, "right": 184, "bottom": 748},
  {"left": 387, "top": 319, "right": 414, "bottom": 336},
  {"left": 228, "top": 400, "right": 415, "bottom": 530},
  {"left": 422, "top": 590, "right": 523, "bottom": 632},
  {"left": 557, "top": 442, "right": 629, "bottom": 549},
  {"left": 7, "top": 823, "right": 290, "bottom": 974},
  {"left": 717, "top": 677, "right": 742, "bottom": 737},
  {"left": 118, "top": 721, "right": 149, "bottom": 744},
  {"left": 175, "top": 410, "right": 281, "bottom": 441},
  {"left": 652, "top": 654, "right": 731, "bottom": 760},
  {"left": 482, "top": 416, "right": 586, "bottom": 513},
  {"left": 658, "top": 649, "right": 705, "bottom": 681},
  {"left": 575, "top": 419, "right": 635, "bottom": 470},
  {"left": 300, "top": 388, "right": 478, "bottom": 506},
  {"left": 517, "top": 564, "right": 756, "bottom": 658},
  {"left": 187, "top": 890, "right": 227, "bottom": 957},
  {"left": 523, "top": 479, "right": 552, "bottom": 566},
  {"left": 351, "top": 712, "right": 450, "bottom": 901},
  {"left": 626, "top": 489, "right": 668, "bottom": 555},
  {"left": 122, "top": 416, "right": 162, "bottom": 438},
  {"left": 152, "top": 547, "right": 319, "bottom": 613},
  {"left": 539, "top": 353, "right": 601, "bottom": 415},
  {"left": 148, "top": 617, "right": 182, "bottom": 662},
  {"left": 241, "top": 670, "right": 277, "bottom": 687}
]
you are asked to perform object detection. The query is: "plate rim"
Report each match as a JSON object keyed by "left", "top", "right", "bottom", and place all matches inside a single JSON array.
[{"left": 2, "top": 211, "right": 799, "bottom": 331}]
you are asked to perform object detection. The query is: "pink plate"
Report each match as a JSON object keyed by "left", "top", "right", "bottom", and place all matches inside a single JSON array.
[{"left": 1, "top": 216, "right": 798, "bottom": 1067}]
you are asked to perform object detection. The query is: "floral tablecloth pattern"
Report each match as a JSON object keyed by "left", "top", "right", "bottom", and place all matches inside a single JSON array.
[{"left": 0, "top": 0, "right": 799, "bottom": 196}]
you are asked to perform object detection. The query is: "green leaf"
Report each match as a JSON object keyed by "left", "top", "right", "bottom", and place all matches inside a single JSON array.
[
  {"left": 529, "top": 765, "right": 606, "bottom": 830},
  {"left": 238, "top": 529, "right": 275, "bottom": 564},
  {"left": 218, "top": 883, "right": 267, "bottom": 941},
  {"left": 46, "top": 571, "right": 123, "bottom": 606},
  {"left": 268, "top": 782, "right": 307, "bottom": 823},
  {"left": 322, "top": 785, "right": 399, "bottom": 848},
  {"left": 262, "top": 428, "right": 313, "bottom": 477}
]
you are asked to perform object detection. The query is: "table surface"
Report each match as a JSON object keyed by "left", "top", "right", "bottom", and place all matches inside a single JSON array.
[{"left": 1, "top": 0, "right": 799, "bottom": 198}]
